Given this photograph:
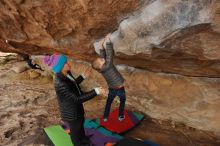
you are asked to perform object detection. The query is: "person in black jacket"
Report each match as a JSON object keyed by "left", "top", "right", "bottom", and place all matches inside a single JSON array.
[{"left": 44, "top": 54, "right": 104, "bottom": 146}]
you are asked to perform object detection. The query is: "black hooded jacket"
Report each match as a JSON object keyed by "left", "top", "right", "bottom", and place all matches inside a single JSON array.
[{"left": 54, "top": 72, "right": 97, "bottom": 121}]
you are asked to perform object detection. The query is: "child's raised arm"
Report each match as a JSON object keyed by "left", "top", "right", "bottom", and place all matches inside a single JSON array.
[
  {"left": 100, "top": 42, "right": 114, "bottom": 72},
  {"left": 99, "top": 38, "right": 106, "bottom": 58}
]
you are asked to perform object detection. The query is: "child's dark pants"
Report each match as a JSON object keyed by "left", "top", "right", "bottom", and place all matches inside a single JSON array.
[
  {"left": 104, "top": 87, "right": 126, "bottom": 118},
  {"left": 68, "top": 118, "right": 90, "bottom": 146}
]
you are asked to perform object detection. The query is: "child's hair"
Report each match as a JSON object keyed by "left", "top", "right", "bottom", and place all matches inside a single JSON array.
[{"left": 92, "top": 58, "right": 102, "bottom": 71}]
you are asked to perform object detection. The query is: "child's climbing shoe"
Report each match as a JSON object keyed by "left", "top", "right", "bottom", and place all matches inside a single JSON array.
[
  {"left": 103, "top": 118, "right": 108, "bottom": 122},
  {"left": 118, "top": 116, "right": 125, "bottom": 122}
]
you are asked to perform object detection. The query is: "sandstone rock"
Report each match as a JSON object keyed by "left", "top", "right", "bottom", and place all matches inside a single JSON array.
[
  {"left": 0, "top": 0, "right": 220, "bottom": 142},
  {"left": 11, "top": 62, "right": 28, "bottom": 73},
  {"left": 69, "top": 61, "right": 220, "bottom": 136},
  {"left": 28, "top": 70, "right": 41, "bottom": 79},
  {"left": 0, "top": 0, "right": 142, "bottom": 54},
  {"left": 0, "top": 68, "right": 56, "bottom": 146},
  {"left": 96, "top": 0, "right": 211, "bottom": 55},
  {"left": 212, "top": 0, "right": 220, "bottom": 32},
  {"left": 94, "top": 0, "right": 220, "bottom": 77},
  {"left": 1, "top": 0, "right": 220, "bottom": 77},
  {"left": 1, "top": 56, "right": 220, "bottom": 145}
]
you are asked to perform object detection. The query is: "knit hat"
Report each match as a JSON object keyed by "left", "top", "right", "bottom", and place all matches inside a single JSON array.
[{"left": 43, "top": 54, "right": 67, "bottom": 73}]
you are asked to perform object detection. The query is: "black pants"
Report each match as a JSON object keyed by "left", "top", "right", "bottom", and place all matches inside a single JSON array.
[{"left": 68, "top": 118, "right": 90, "bottom": 146}]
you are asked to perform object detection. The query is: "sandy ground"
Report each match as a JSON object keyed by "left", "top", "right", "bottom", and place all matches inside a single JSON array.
[{"left": 0, "top": 57, "right": 220, "bottom": 146}]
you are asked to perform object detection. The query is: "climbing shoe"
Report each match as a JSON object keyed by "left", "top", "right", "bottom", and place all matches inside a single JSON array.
[
  {"left": 118, "top": 115, "right": 125, "bottom": 122},
  {"left": 103, "top": 118, "right": 108, "bottom": 122}
]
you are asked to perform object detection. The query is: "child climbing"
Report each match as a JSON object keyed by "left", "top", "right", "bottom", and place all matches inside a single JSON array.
[
  {"left": 44, "top": 54, "right": 105, "bottom": 146},
  {"left": 92, "top": 34, "right": 126, "bottom": 122}
]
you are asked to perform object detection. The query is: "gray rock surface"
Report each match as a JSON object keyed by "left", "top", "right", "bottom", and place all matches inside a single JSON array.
[{"left": 95, "top": 0, "right": 211, "bottom": 55}]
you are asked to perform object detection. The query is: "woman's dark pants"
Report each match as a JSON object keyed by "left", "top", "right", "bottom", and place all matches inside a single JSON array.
[{"left": 68, "top": 118, "right": 90, "bottom": 146}]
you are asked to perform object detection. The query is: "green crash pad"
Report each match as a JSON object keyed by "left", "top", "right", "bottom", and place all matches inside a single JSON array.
[{"left": 44, "top": 125, "right": 73, "bottom": 146}]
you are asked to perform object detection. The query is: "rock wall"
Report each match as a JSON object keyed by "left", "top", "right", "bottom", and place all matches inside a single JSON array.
[
  {"left": 68, "top": 61, "right": 220, "bottom": 136},
  {"left": 34, "top": 57, "right": 220, "bottom": 136},
  {"left": 0, "top": 0, "right": 143, "bottom": 55},
  {"left": 1, "top": 0, "right": 220, "bottom": 77},
  {"left": 96, "top": 0, "right": 212, "bottom": 55},
  {"left": 94, "top": 0, "right": 220, "bottom": 77},
  {"left": 1, "top": 0, "right": 220, "bottom": 137}
]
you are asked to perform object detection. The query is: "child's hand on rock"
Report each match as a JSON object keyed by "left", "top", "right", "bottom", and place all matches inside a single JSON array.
[
  {"left": 105, "top": 33, "right": 111, "bottom": 43},
  {"left": 100, "top": 33, "right": 112, "bottom": 50},
  {"left": 100, "top": 38, "right": 105, "bottom": 50}
]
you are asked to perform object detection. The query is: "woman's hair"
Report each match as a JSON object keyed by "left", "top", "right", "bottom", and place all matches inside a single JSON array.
[{"left": 92, "top": 58, "right": 103, "bottom": 71}]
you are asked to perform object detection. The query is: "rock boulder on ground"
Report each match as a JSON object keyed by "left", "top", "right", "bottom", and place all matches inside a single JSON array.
[
  {"left": 11, "top": 62, "right": 28, "bottom": 73},
  {"left": 28, "top": 70, "right": 41, "bottom": 79}
]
